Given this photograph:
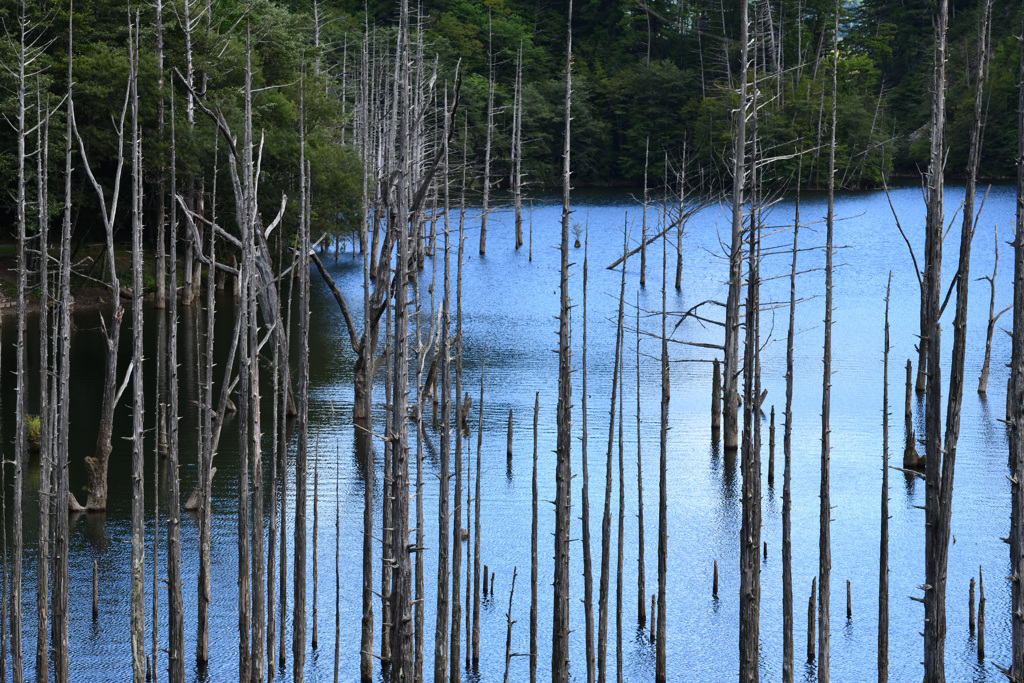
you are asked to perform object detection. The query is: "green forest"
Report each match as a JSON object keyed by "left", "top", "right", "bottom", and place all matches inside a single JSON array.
[{"left": 2, "top": 0, "right": 1023, "bottom": 246}]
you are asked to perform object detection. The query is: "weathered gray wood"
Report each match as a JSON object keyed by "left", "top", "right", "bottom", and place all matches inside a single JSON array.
[
  {"left": 472, "top": 351, "right": 486, "bottom": 665},
  {"left": 904, "top": 360, "right": 920, "bottom": 468},
  {"left": 656, "top": 228, "right": 669, "bottom": 683},
  {"left": 479, "top": 12, "right": 494, "bottom": 257},
  {"left": 52, "top": 18, "right": 74, "bottom": 680},
  {"left": 636, "top": 298, "right": 647, "bottom": 628},
  {"left": 768, "top": 406, "right": 776, "bottom": 488},
  {"left": 529, "top": 392, "right": 539, "bottom": 683},
  {"left": 969, "top": 578, "right": 975, "bottom": 636},
  {"left": 128, "top": 22, "right": 146, "bottom": 682},
  {"left": 879, "top": 276, "right": 891, "bottom": 683},
  {"left": 600, "top": 228, "right": 629, "bottom": 683},
  {"left": 451, "top": 214, "right": 466, "bottom": 683},
  {"left": 783, "top": 188, "right": 800, "bottom": 683},
  {"left": 819, "top": 9, "right": 840, "bottom": 680},
  {"left": 1010, "top": 2, "right": 1024, "bottom": 673},
  {"left": 580, "top": 239, "right": 596, "bottom": 683},
  {"left": 978, "top": 566, "right": 986, "bottom": 659},
  {"left": 979, "top": 224, "right": 1009, "bottom": 394},
  {"left": 922, "top": 0, "right": 950, "bottom": 673},
  {"left": 502, "top": 568, "right": 518, "bottom": 683},
  {"left": 807, "top": 579, "right": 816, "bottom": 662},
  {"left": 553, "top": 4, "right": 574, "bottom": 680},
  {"left": 711, "top": 359, "right": 721, "bottom": 434}
]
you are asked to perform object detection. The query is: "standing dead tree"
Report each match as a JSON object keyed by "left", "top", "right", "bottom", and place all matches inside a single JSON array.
[
  {"left": 979, "top": 222, "right": 1009, "bottom": 394},
  {"left": 722, "top": 0, "right": 750, "bottom": 453},
  {"left": 1008, "top": 3, "right": 1024, "bottom": 677},
  {"left": 52, "top": 11, "right": 75, "bottom": 680},
  {"left": 581, "top": 239, "right": 596, "bottom": 683},
  {"left": 818, "top": 8, "right": 840, "bottom": 681},
  {"left": 128, "top": 19, "right": 146, "bottom": 682},
  {"left": 879, "top": 276, "right": 892, "bottom": 683},
  {"left": 599, "top": 230, "right": 629, "bottom": 683},
  {"left": 70, "top": 42, "right": 131, "bottom": 512},
  {"left": 782, "top": 181, "right": 800, "bottom": 683},
  {"left": 553, "top": 3, "right": 575, "bottom": 680}
]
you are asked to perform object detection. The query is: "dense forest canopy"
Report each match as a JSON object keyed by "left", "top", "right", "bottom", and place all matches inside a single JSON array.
[{"left": 1, "top": 0, "right": 1021, "bottom": 246}]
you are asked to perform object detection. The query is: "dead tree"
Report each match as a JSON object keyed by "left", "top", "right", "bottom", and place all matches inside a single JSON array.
[
  {"left": 166, "top": 92, "right": 184, "bottom": 683},
  {"left": 512, "top": 42, "right": 524, "bottom": 250},
  {"left": 553, "top": 3, "right": 575, "bottom": 679},
  {"left": 640, "top": 139, "right": 650, "bottom": 288},
  {"left": 479, "top": 12, "right": 494, "bottom": 257},
  {"left": 34, "top": 77, "right": 51, "bottom": 683},
  {"left": 530, "top": 392, "right": 539, "bottom": 683},
  {"left": 472, "top": 351, "right": 486, "bottom": 665},
  {"left": 928, "top": 4, "right": 989, "bottom": 681},
  {"left": 878, "top": 275, "right": 892, "bottom": 683},
  {"left": 656, "top": 214, "right": 669, "bottom": 683},
  {"left": 636, "top": 297, "right": 646, "bottom": 629},
  {"left": 434, "top": 88, "right": 453, "bottom": 683},
  {"left": 1009, "top": 3, "right": 1024, "bottom": 676},
  {"left": 580, "top": 240, "right": 596, "bottom": 683},
  {"left": 979, "top": 224, "right": 1009, "bottom": 394},
  {"left": 922, "top": 0, "right": 950, "bottom": 674},
  {"left": 451, "top": 212, "right": 467, "bottom": 683},
  {"left": 782, "top": 185, "right": 800, "bottom": 683},
  {"left": 71, "top": 40, "right": 130, "bottom": 512},
  {"left": 722, "top": 0, "right": 750, "bottom": 453},
  {"left": 128, "top": 21, "right": 147, "bottom": 682},
  {"left": 600, "top": 229, "right": 629, "bottom": 683},
  {"left": 52, "top": 13, "right": 74, "bottom": 680},
  {"left": 817, "top": 9, "right": 840, "bottom": 682}
]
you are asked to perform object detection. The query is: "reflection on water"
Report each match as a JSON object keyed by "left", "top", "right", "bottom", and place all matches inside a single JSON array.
[{"left": 0, "top": 184, "right": 1016, "bottom": 681}]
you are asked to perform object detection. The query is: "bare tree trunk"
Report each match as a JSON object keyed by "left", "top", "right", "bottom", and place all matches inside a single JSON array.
[
  {"left": 513, "top": 43, "right": 524, "bottom": 250},
  {"left": 451, "top": 210, "right": 466, "bottom": 683},
  {"left": 879, "top": 276, "right": 892, "bottom": 683},
  {"left": 472, "top": 351, "right": 486, "bottom": 666},
  {"left": 782, "top": 186, "right": 800, "bottom": 683},
  {"left": 34, "top": 78, "right": 51, "bottom": 683},
  {"left": 155, "top": 0, "right": 167, "bottom": 309},
  {"left": 480, "top": 13, "right": 494, "bottom": 258},
  {"left": 818, "top": 9, "right": 840, "bottom": 681},
  {"left": 636, "top": 298, "right": 646, "bottom": 629},
  {"left": 294, "top": 70, "right": 312, "bottom": 682},
  {"left": 552, "top": 4, "right": 574, "bottom": 680},
  {"left": 166, "top": 111, "right": 184, "bottom": 683},
  {"left": 922, "top": 0, "right": 949, "bottom": 673},
  {"left": 600, "top": 230, "right": 629, "bottom": 683},
  {"left": 723, "top": 0, "right": 749, "bottom": 454},
  {"left": 656, "top": 215, "right": 669, "bottom": 683},
  {"left": 128, "top": 21, "right": 146, "bottom": 680},
  {"left": 530, "top": 392, "right": 539, "bottom": 683},
  {"left": 52, "top": 17, "right": 75, "bottom": 679},
  {"left": 390, "top": 3, "right": 415, "bottom": 676},
  {"left": 580, "top": 240, "right": 596, "bottom": 683},
  {"left": 616, "top": 343, "right": 625, "bottom": 683},
  {"left": 979, "top": 224, "right": 1009, "bottom": 394},
  {"left": 502, "top": 568, "right": 518, "bottom": 683},
  {"left": 1009, "top": 3, "right": 1024, "bottom": 675},
  {"left": 640, "top": 139, "right": 649, "bottom": 289},
  {"left": 931, "top": 4, "right": 988, "bottom": 681}
]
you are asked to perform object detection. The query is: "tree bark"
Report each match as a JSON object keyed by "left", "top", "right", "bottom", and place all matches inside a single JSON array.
[
  {"left": 636, "top": 297, "right": 646, "bottom": 629},
  {"left": 580, "top": 239, "right": 596, "bottom": 683},
  {"left": 552, "top": 4, "right": 574, "bottom": 680},
  {"left": 879, "top": 276, "right": 892, "bottom": 683},
  {"left": 782, "top": 187, "right": 800, "bottom": 683}
]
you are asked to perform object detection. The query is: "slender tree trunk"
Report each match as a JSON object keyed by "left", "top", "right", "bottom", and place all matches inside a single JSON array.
[
  {"left": 129, "top": 23, "right": 146, "bottom": 681},
  {"left": 979, "top": 224, "right": 1008, "bottom": 394},
  {"left": 1008, "top": 3, "right": 1024, "bottom": 675},
  {"left": 879, "top": 276, "right": 892, "bottom": 683},
  {"left": 580, "top": 239, "right": 596, "bottom": 683},
  {"left": 922, "top": 0, "right": 949, "bottom": 673},
  {"left": 513, "top": 43, "right": 524, "bottom": 250},
  {"left": 723, "top": 0, "right": 749, "bottom": 454},
  {"left": 600, "top": 230, "right": 629, "bottom": 683},
  {"left": 818, "top": 10, "right": 840, "bottom": 681},
  {"left": 636, "top": 297, "right": 646, "bottom": 629},
  {"left": 552, "top": 5, "right": 574, "bottom": 681},
  {"left": 656, "top": 218, "right": 669, "bottom": 683},
  {"left": 640, "top": 139, "right": 649, "bottom": 288},
  {"left": 472, "top": 351, "right": 486, "bottom": 666},
  {"left": 52, "top": 16, "right": 75, "bottom": 680},
  {"left": 616, "top": 344, "right": 626, "bottom": 683},
  {"left": 479, "top": 12, "right": 494, "bottom": 257},
  {"left": 782, "top": 184, "right": 800, "bottom": 683},
  {"left": 34, "top": 79, "right": 51, "bottom": 683},
  {"left": 294, "top": 71, "right": 312, "bottom": 682},
  {"left": 931, "top": 5, "right": 987, "bottom": 682},
  {"left": 451, "top": 210, "right": 466, "bottom": 683},
  {"left": 530, "top": 392, "right": 539, "bottom": 683}
]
